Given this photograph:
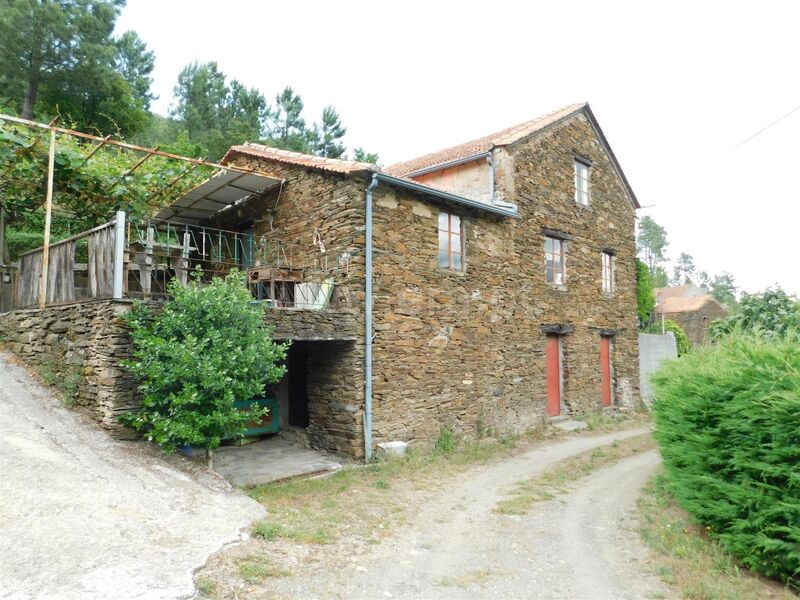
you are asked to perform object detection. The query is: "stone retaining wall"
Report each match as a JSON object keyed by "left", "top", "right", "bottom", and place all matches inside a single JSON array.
[{"left": 0, "top": 299, "right": 363, "bottom": 451}]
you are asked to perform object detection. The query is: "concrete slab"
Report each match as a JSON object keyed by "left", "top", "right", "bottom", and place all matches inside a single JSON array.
[
  {"left": 553, "top": 419, "right": 589, "bottom": 432},
  {"left": 0, "top": 352, "right": 265, "bottom": 600},
  {"left": 214, "top": 436, "right": 343, "bottom": 486}
]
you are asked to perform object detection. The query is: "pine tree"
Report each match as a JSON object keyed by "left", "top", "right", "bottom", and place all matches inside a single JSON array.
[
  {"left": 264, "top": 86, "right": 308, "bottom": 152},
  {"left": 310, "top": 105, "right": 346, "bottom": 158},
  {"left": 353, "top": 147, "right": 380, "bottom": 165},
  {"left": 636, "top": 216, "right": 669, "bottom": 273},
  {"left": 0, "top": 0, "right": 151, "bottom": 135}
]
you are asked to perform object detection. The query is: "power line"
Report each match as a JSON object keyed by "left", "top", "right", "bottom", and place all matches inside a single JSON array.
[{"left": 734, "top": 102, "right": 800, "bottom": 149}]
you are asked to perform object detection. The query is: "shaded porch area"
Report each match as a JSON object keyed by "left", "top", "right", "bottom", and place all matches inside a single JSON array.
[{"left": 213, "top": 436, "right": 342, "bottom": 486}]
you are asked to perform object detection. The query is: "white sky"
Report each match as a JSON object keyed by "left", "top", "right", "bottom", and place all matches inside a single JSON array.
[{"left": 117, "top": 0, "right": 800, "bottom": 295}]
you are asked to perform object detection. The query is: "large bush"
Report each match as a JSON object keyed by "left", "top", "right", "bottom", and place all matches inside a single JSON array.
[
  {"left": 120, "top": 271, "right": 288, "bottom": 467},
  {"left": 652, "top": 333, "right": 800, "bottom": 586},
  {"left": 710, "top": 287, "right": 800, "bottom": 340},
  {"left": 646, "top": 318, "right": 690, "bottom": 356}
]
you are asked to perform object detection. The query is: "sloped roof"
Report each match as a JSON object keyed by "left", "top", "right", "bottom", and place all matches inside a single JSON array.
[
  {"left": 385, "top": 103, "right": 587, "bottom": 177},
  {"left": 654, "top": 285, "right": 706, "bottom": 300},
  {"left": 656, "top": 294, "right": 720, "bottom": 314},
  {"left": 221, "top": 143, "right": 378, "bottom": 175}
]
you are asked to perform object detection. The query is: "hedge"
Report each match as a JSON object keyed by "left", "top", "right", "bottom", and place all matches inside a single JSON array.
[{"left": 652, "top": 332, "right": 800, "bottom": 587}]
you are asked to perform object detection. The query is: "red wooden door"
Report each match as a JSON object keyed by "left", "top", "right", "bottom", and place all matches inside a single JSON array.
[
  {"left": 600, "top": 336, "right": 612, "bottom": 407},
  {"left": 546, "top": 334, "right": 561, "bottom": 416}
]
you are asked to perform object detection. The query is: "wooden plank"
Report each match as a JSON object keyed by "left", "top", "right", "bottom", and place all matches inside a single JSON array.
[{"left": 38, "top": 129, "right": 56, "bottom": 309}]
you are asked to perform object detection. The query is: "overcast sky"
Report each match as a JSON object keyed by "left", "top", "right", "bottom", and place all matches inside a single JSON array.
[{"left": 117, "top": 0, "right": 800, "bottom": 295}]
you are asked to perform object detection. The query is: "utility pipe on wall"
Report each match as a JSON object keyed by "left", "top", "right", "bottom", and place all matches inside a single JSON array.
[{"left": 364, "top": 173, "right": 379, "bottom": 462}]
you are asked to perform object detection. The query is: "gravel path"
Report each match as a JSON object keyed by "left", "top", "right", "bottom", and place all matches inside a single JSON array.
[
  {"left": 0, "top": 353, "right": 264, "bottom": 600},
  {"left": 261, "top": 427, "right": 668, "bottom": 599}
]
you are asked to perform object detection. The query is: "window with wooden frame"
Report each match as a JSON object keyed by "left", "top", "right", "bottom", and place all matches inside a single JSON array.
[
  {"left": 438, "top": 211, "right": 464, "bottom": 271},
  {"left": 601, "top": 251, "right": 615, "bottom": 292},
  {"left": 574, "top": 158, "right": 591, "bottom": 205},
  {"left": 545, "top": 236, "right": 565, "bottom": 284}
]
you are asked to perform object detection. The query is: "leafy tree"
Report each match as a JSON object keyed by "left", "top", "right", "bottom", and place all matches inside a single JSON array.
[
  {"left": 0, "top": 0, "right": 151, "bottom": 135},
  {"left": 710, "top": 286, "right": 800, "bottom": 340},
  {"left": 636, "top": 216, "right": 669, "bottom": 273},
  {"left": 115, "top": 30, "right": 155, "bottom": 110},
  {"left": 310, "top": 105, "right": 346, "bottom": 158},
  {"left": 170, "top": 61, "right": 267, "bottom": 160},
  {"left": 709, "top": 272, "right": 737, "bottom": 307},
  {"left": 352, "top": 147, "right": 379, "bottom": 165},
  {"left": 120, "top": 271, "right": 288, "bottom": 468},
  {"left": 672, "top": 252, "right": 696, "bottom": 285},
  {"left": 264, "top": 86, "right": 309, "bottom": 152},
  {"left": 650, "top": 266, "right": 669, "bottom": 288},
  {"left": 636, "top": 259, "right": 655, "bottom": 327}
]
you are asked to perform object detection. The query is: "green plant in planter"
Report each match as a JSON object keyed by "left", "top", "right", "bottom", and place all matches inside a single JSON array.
[{"left": 120, "top": 270, "right": 288, "bottom": 468}]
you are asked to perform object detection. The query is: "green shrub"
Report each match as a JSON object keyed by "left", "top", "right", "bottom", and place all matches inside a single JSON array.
[
  {"left": 435, "top": 426, "right": 456, "bottom": 454},
  {"left": 647, "top": 319, "right": 690, "bottom": 355},
  {"left": 710, "top": 287, "right": 800, "bottom": 340},
  {"left": 636, "top": 259, "right": 656, "bottom": 327},
  {"left": 120, "top": 271, "right": 288, "bottom": 467},
  {"left": 652, "top": 332, "right": 800, "bottom": 587}
]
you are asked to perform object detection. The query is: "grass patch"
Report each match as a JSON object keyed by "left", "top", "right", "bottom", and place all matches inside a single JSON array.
[
  {"left": 437, "top": 568, "right": 496, "bottom": 588},
  {"left": 575, "top": 407, "right": 651, "bottom": 432},
  {"left": 236, "top": 555, "right": 291, "bottom": 583},
  {"left": 31, "top": 361, "right": 83, "bottom": 407},
  {"left": 637, "top": 471, "right": 796, "bottom": 599},
  {"left": 195, "top": 576, "right": 216, "bottom": 597},
  {"left": 245, "top": 428, "right": 555, "bottom": 546},
  {"left": 494, "top": 434, "right": 655, "bottom": 515}
]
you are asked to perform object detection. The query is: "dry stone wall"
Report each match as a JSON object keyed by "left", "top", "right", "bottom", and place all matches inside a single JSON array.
[{"left": 369, "top": 112, "right": 640, "bottom": 446}]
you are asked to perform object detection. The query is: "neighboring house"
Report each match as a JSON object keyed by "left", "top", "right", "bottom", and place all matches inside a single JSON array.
[
  {"left": 210, "top": 102, "right": 641, "bottom": 458},
  {"left": 0, "top": 102, "right": 642, "bottom": 460},
  {"left": 654, "top": 285, "right": 728, "bottom": 345}
]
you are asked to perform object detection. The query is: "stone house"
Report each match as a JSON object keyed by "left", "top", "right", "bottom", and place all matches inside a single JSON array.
[
  {"left": 0, "top": 102, "right": 642, "bottom": 460},
  {"left": 211, "top": 102, "right": 641, "bottom": 459},
  {"left": 654, "top": 285, "right": 727, "bottom": 345}
]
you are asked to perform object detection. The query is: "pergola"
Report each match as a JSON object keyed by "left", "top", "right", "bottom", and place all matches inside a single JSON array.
[{"left": 0, "top": 113, "right": 284, "bottom": 308}]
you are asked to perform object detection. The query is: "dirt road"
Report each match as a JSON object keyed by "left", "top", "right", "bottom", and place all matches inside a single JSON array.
[
  {"left": 0, "top": 353, "right": 264, "bottom": 600},
  {"left": 257, "top": 428, "right": 669, "bottom": 599}
]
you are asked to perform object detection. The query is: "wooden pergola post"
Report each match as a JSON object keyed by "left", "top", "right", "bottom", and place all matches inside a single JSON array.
[{"left": 38, "top": 128, "right": 56, "bottom": 309}]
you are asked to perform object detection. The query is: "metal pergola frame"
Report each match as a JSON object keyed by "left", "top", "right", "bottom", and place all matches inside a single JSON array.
[{"left": 0, "top": 113, "right": 284, "bottom": 309}]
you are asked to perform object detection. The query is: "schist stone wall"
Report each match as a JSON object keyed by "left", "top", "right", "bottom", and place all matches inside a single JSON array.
[
  {"left": 0, "top": 300, "right": 140, "bottom": 435},
  {"left": 665, "top": 299, "right": 727, "bottom": 346},
  {"left": 368, "top": 112, "right": 639, "bottom": 445},
  {"left": 0, "top": 298, "right": 364, "bottom": 453}
]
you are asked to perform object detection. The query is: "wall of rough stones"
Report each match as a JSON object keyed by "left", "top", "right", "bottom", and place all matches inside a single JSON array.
[
  {"left": 665, "top": 299, "right": 727, "bottom": 346},
  {"left": 0, "top": 300, "right": 140, "bottom": 435},
  {"left": 0, "top": 298, "right": 364, "bottom": 453},
  {"left": 369, "top": 112, "right": 640, "bottom": 445}
]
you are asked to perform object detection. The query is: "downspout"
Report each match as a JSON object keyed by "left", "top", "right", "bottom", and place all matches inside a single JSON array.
[
  {"left": 486, "top": 152, "right": 496, "bottom": 204},
  {"left": 364, "top": 173, "right": 379, "bottom": 462}
]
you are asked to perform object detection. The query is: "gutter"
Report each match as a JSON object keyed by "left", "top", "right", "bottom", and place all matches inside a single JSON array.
[
  {"left": 374, "top": 173, "right": 518, "bottom": 218},
  {"left": 364, "top": 173, "right": 379, "bottom": 462}
]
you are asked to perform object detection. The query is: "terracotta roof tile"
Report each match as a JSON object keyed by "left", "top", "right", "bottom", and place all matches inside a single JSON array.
[
  {"left": 656, "top": 294, "right": 719, "bottom": 314},
  {"left": 221, "top": 143, "right": 378, "bottom": 175},
  {"left": 384, "top": 103, "right": 587, "bottom": 177}
]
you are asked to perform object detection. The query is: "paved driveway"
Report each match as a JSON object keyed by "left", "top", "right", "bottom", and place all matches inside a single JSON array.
[{"left": 0, "top": 353, "right": 264, "bottom": 600}]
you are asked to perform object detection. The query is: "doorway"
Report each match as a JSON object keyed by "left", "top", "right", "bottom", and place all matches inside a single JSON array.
[
  {"left": 545, "top": 334, "right": 562, "bottom": 416},
  {"left": 600, "top": 336, "right": 612, "bottom": 407},
  {"left": 288, "top": 343, "right": 310, "bottom": 427}
]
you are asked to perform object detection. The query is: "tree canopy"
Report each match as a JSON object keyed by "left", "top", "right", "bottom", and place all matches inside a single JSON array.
[
  {"left": 0, "top": 0, "right": 152, "bottom": 136},
  {"left": 637, "top": 216, "right": 669, "bottom": 273},
  {"left": 709, "top": 287, "right": 800, "bottom": 339}
]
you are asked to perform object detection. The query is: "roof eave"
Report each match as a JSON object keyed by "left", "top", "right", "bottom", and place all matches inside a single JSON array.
[{"left": 374, "top": 173, "right": 519, "bottom": 218}]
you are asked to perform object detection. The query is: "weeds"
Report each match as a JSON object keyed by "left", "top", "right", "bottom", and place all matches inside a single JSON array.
[
  {"left": 33, "top": 361, "right": 82, "bottom": 407},
  {"left": 494, "top": 434, "right": 654, "bottom": 515},
  {"left": 434, "top": 426, "right": 456, "bottom": 453},
  {"left": 195, "top": 576, "right": 216, "bottom": 597},
  {"left": 638, "top": 472, "right": 795, "bottom": 599},
  {"left": 236, "top": 555, "right": 291, "bottom": 583}
]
